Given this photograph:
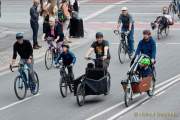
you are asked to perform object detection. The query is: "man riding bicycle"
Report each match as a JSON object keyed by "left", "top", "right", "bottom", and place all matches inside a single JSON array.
[
  {"left": 85, "top": 32, "right": 111, "bottom": 70},
  {"left": 132, "top": 30, "right": 156, "bottom": 77},
  {"left": 11, "top": 33, "right": 36, "bottom": 90},
  {"left": 57, "top": 44, "right": 76, "bottom": 81},
  {"left": 42, "top": 17, "right": 64, "bottom": 52},
  {"left": 116, "top": 7, "right": 135, "bottom": 56}
]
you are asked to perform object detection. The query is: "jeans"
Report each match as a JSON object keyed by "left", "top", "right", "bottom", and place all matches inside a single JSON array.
[
  {"left": 121, "top": 26, "right": 135, "bottom": 54},
  {"left": 30, "top": 21, "right": 39, "bottom": 46},
  {"left": 20, "top": 59, "right": 35, "bottom": 83}
]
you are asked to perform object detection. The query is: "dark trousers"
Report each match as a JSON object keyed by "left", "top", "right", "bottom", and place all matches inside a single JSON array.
[
  {"left": 66, "top": 65, "right": 74, "bottom": 81},
  {"left": 30, "top": 21, "right": 39, "bottom": 46}
]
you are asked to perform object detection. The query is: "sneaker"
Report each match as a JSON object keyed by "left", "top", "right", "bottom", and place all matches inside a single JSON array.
[{"left": 33, "top": 45, "right": 39, "bottom": 49}]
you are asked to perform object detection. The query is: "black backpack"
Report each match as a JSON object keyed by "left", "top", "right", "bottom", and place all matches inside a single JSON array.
[{"left": 73, "top": 0, "right": 79, "bottom": 12}]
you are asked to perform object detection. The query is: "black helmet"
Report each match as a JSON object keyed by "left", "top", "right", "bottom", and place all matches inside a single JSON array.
[
  {"left": 96, "top": 32, "right": 103, "bottom": 38},
  {"left": 143, "top": 30, "right": 151, "bottom": 36},
  {"left": 62, "top": 44, "right": 70, "bottom": 49},
  {"left": 16, "top": 32, "right": 24, "bottom": 39}
]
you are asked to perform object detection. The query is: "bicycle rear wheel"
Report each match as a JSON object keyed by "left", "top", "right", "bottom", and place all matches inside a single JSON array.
[
  {"left": 76, "top": 83, "right": 85, "bottom": 106},
  {"left": 118, "top": 42, "right": 126, "bottom": 64},
  {"left": 30, "top": 71, "right": 39, "bottom": 95},
  {"left": 59, "top": 77, "right": 68, "bottom": 98},
  {"left": 45, "top": 49, "right": 53, "bottom": 70},
  {"left": 14, "top": 76, "right": 27, "bottom": 100}
]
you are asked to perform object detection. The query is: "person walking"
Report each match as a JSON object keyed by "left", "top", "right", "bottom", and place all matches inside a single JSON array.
[{"left": 30, "top": 0, "right": 42, "bottom": 49}]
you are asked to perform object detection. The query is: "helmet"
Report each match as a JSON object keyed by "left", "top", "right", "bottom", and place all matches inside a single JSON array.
[
  {"left": 121, "top": 7, "right": 128, "bottom": 11},
  {"left": 62, "top": 44, "right": 70, "bottom": 49},
  {"left": 96, "top": 32, "right": 103, "bottom": 38},
  {"left": 162, "top": 6, "right": 168, "bottom": 14},
  {"left": 16, "top": 32, "right": 24, "bottom": 39},
  {"left": 139, "top": 58, "right": 151, "bottom": 66},
  {"left": 143, "top": 30, "right": 151, "bottom": 36}
]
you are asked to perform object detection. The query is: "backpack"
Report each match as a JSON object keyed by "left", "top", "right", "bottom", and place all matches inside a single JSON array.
[
  {"left": 73, "top": 0, "right": 79, "bottom": 12},
  {"left": 58, "top": 4, "right": 67, "bottom": 22}
]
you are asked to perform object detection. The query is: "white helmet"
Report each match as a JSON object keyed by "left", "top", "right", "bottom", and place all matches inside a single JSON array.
[{"left": 121, "top": 7, "right": 128, "bottom": 11}]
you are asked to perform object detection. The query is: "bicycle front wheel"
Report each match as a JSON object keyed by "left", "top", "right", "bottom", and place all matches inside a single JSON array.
[
  {"left": 31, "top": 71, "right": 39, "bottom": 95},
  {"left": 14, "top": 76, "right": 27, "bottom": 100},
  {"left": 118, "top": 42, "right": 126, "bottom": 64},
  {"left": 45, "top": 49, "right": 53, "bottom": 70},
  {"left": 59, "top": 77, "right": 68, "bottom": 98}
]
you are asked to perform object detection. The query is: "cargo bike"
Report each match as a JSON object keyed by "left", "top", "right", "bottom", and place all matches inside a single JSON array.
[
  {"left": 74, "top": 58, "right": 111, "bottom": 106},
  {"left": 121, "top": 54, "right": 156, "bottom": 107}
]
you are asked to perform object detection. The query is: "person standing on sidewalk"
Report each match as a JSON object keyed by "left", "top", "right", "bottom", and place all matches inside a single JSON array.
[{"left": 30, "top": 0, "right": 41, "bottom": 49}]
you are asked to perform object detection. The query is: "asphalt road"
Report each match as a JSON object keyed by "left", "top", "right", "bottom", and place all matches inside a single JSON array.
[{"left": 0, "top": 0, "right": 180, "bottom": 120}]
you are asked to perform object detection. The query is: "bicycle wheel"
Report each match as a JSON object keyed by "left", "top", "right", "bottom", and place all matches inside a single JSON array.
[
  {"left": 147, "top": 79, "right": 155, "bottom": 97},
  {"left": 14, "top": 76, "right": 27, "bottom": 100},
  {"left": 165, "top": 26, "right": 169, "bottom": 37},
  {"left": 45, "top": 49, "right": 53, "bottom": 70},
  {"left": 124, "top": 85, "right": 132, "bottom": 107},
  {"left": 76, "top": 83, "right": 85, "bottom": 106},
  {"left": 104, "top": 72, "right": 111, "bottom": 95},
  {"left": 59, "top": 77, "right": 68, "bottom": 98},
  {"left": 30, "top": 71, "right": 39, "bottom": 95},
  {"left": 157, "top": 26, "right": 162, "bottom": 40},
  {"left": 118, "top": 42, "right": 126, "bottom": 64}
]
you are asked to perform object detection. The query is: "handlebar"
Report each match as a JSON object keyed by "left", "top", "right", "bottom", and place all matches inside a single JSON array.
[
  {"left": 113, "top": 30, "right": 129, "bottom": 36},
  {"left": 9, "top": 64, "right": 19, "bottom": 72},
  {"left": 86, "top": 57, "right": 103, "bottom": 62}
]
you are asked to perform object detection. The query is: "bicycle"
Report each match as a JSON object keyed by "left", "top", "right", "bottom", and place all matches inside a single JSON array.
[
  {"left": 76, "top": 57, "right": 111, "bottom": 106},
  {"left": 44, "top": 37, "right": 62, "bottom": 70},
  {"left": 10, "top": 60, "right": 39, "bottom": 100},
  {"left": 59, "top": 61, "right": 74, "bottom": 98},
  {"left": 122, "top": 54, "right": 156, "bottom": 107},
  {"left": 114, "top": 30, "right": 132, "bottom": 64}
]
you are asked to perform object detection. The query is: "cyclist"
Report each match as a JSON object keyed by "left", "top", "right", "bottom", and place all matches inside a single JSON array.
[
  {"left": 42, "top": 17, "right": 64, "bottom": 52},
  {"left": 85, "top": 32, "right": 111, "bottom": 70},
  {"left": 57, "top": 44, "right": 76, "bottom": 81},
  {"left": 11, "top": 33, "right": 36, "bottom": 90},
  {"left": 134, "top": 30, "right": 156, "bottom": 65},
  {"left": 116, "top": 7, "right": 135, "bottom": 56},
  {"left": 162, "top": 6, "right": 173, "bottom": 25}
]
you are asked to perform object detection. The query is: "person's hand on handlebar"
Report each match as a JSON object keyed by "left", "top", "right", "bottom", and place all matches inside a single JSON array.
[
  {"left": 11, "top": 59, "right": 16, "bottom": 66},
  {"left": 151, "top": 59, "right": 156, "bottom": 64},
  {"left": 102, "top": 55, "right": 107, "bottom": 60},
  {"left": 85, "top": 56, "right": 90, "bottom": 60}
]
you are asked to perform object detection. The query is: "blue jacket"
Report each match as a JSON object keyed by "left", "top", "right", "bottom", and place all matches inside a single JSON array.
[
  {"left": 135, "top": 37, "right": 156, "bottom": 59},
  {"left": 59, "top": 51, "right": 76, "bottom": 65}
]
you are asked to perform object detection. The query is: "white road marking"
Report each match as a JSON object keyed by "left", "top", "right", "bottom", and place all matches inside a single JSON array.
[
  {"left": 83, "top": 0, "right": 128, "bottom": 21},
  {"left": 85, "top": 74, "right": 180, "bottom": 120},
  {"left": 107, "top": 78, "right": 180, "bottom": 120},
  {"left": 0, "top": 93, "right": 40, "bottom": 111},
  {"left": 155, "top": 90, "right": 166, "bottom": 97}
]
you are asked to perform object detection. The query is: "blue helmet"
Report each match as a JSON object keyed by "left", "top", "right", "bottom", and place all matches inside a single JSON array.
[{"left": 16, "top": 32, "right": 24, "bottom": 39}]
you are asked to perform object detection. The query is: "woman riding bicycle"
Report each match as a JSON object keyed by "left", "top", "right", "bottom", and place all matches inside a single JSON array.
[{"left": 42, "top": 17, "right": 64, "bottom": 52}]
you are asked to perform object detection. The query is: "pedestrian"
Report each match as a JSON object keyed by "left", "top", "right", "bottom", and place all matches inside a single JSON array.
[
  {"left": 69, "top": 0, "right": 79, "bottom": 13},
  {"left": 48, "top": 0, "right": 58, "bottom": 18},
  {"left": 30, "top": 0, "right": 42, "bottom": 49},
  {"left": 59, "top": 0, "right": 72, "bottom": 43}
]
